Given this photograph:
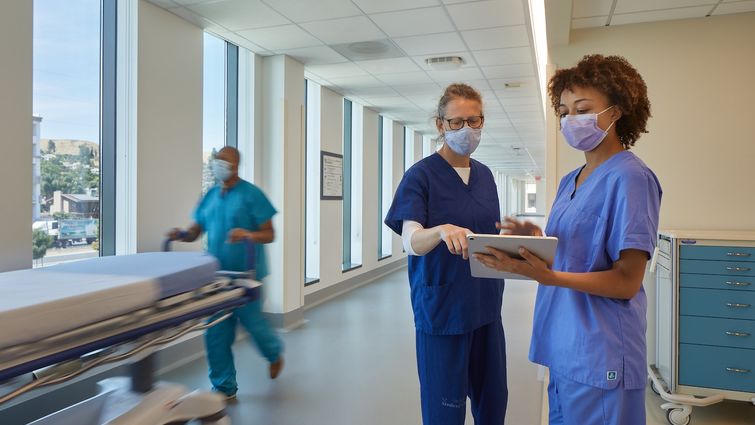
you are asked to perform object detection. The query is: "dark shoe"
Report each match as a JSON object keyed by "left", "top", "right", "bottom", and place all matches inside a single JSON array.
[{"left": 269, "top": 356, "right": 284, "bottom": 379}]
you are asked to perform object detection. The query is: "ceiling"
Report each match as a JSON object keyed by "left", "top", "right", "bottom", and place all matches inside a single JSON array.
[
  {"left": 146, "top": 0, "right": 546, "bottom": 176},
  {"left": 146, "top": 0, "right": 755, "bottom": 177},
  {"left": 571, "top": 0, "right": 755, "bottom": 29}
]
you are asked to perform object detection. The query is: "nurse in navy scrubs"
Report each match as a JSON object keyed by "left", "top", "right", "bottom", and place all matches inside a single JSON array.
[{"left": 384, "top": 83, "right": 507, "bottom": 425}]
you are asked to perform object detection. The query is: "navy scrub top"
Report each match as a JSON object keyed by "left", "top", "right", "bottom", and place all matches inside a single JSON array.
[{"left": 385, "top": 153, "right": 504, "bottom": 335}]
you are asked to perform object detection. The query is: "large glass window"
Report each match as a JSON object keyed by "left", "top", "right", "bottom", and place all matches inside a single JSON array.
[
  {"left": 378, "top": 116, "right": 393, "bottom": 259},
  {"left": 343, "top": 100, "right": 363, "bottom": 271},
  {"left": 202, "top": 33, "right": 227, "bottom": 193},
  {"left": 33, "top": 0, "right": 110, "bottom": 267},
  {"left": 305, "top": 80, "right": 321, "bottom": 285}
]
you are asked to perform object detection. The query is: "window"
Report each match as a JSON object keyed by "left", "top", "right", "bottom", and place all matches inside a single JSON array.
[
  {"left": 378, "top": 116, "right": 393, "bottom": 259},
  {"left": 305, "top": 80, "right": 321, "bottom": 285},
  {"left": 526, "top": 182, "right": 537, "bottom": 213},
  {"left": 343, "top": 100, "right": 363, "bottom": 271},
  {"left": 404, "top": 127, "right": 415, "bottom": 172},
  {"left": 33, "top": 0, "right": 114, "bottom": 266},
  {"left": 202, "top": 33, "right": 227, "bottom": 193}
]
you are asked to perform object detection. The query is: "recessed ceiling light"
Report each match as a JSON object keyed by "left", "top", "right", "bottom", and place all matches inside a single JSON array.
[
  {"left": 425, "top": 56, "right": 464, "bottom": 71},
  {"left": 504, "top": 82, "right": 522, "bottom": 88}
]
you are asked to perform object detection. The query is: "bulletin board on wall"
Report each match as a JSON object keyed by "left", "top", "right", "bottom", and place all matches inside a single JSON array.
[{"left": 320, "top": 151, "right": 343, "bottom": 200}]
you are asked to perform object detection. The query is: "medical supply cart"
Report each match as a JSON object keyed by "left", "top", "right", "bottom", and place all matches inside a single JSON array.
[{"left": 649, "top": 230, "right": 755, "bottom": 425}]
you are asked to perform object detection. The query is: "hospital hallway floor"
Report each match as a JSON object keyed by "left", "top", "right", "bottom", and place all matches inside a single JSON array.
[{"left": 163, "top": 269, "right": 755, "bottom": 425}]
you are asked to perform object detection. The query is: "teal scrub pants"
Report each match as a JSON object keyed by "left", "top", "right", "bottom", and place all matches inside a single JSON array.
[{"left": 205, "top": 298, "right": 283, "bottom": 395}]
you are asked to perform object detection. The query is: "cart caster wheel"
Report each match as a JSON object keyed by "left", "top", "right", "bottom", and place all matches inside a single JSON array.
[
  {"left": 666, "top": 408, "right": 691, "bottom": 425},
  {"left": 651, "top": 381, "right": 661, "bottom": 396}
]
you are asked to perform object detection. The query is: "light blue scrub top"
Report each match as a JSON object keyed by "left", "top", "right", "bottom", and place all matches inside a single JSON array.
[
  {"left": 529, "top": 151, "right": 662, "bottom": 390},
  {"left": 194, "top": 179, "right": 277, "bottom": 278}
]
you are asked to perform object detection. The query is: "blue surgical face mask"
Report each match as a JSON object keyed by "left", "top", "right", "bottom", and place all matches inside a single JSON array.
[
  {"left": 212, "top": 159, "right": 233, "bottom": 182},
  {"left": 443, "top": 126, "right": 482, "bottom": 156},
  {"left": 560, "top": 105, "right": 616, "bottom": 151}
]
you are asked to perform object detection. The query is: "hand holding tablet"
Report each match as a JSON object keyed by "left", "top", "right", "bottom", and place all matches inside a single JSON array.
[{"left": 467, "top": 234, "right": 558, "bottom": 280}]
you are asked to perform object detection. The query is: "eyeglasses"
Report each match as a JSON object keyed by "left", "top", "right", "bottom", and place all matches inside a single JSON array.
[{"left": 443, "top": 116, "right": 484, "bottom": 130}]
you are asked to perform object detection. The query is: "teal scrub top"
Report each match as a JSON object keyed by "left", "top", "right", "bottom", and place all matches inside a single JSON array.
[{"left": 194, "top": 179, "right": 277, "bottom": 278}]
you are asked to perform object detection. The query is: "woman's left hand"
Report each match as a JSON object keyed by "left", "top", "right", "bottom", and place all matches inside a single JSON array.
[{"left": 474, "top": 247, "right": 554, "bottom": 283}]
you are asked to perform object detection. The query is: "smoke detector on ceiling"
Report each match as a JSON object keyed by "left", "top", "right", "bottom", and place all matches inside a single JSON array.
[{"left": 425, "top": 56, "right": 465, "bottom": 71}]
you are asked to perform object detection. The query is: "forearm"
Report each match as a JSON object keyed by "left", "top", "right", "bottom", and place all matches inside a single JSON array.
[
  {"left": 247, "top": 229, "right": 274, "bottom": 244},
  {"left": 542, "top": 269, "right": 643, "bottom": 300},
  {"left": 181, "top": 224, "right": 202, "bottom": 242},
  {"left": 409, "top": 226, "right": 443, "bottom": 256}
]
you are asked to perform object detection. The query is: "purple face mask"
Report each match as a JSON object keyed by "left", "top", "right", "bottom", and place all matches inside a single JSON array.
[{"left": 560, "top": 105, "right": 616, "bottom": 151}]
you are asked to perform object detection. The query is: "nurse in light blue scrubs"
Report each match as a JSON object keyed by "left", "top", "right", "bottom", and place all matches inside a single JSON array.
[
  {"left": 475, "top": 55, "right": 661, "bottom": 425},
  {"left": 385, "top": 83, "right": 507, "bottom": 425}
]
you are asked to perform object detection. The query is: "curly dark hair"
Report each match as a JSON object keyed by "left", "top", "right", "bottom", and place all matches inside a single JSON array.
[{"left": 548, "top": 54, "right": 651, "bottom": 149}]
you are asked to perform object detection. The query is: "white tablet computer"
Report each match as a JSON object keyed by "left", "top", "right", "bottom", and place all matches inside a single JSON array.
[{"left": 467, "top": 234, "right": 558, "bottom": 280}]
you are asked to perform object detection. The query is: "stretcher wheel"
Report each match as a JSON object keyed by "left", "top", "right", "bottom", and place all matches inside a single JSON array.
[{"left": 666, "top": 407, "right": 691, "bottom": 425}]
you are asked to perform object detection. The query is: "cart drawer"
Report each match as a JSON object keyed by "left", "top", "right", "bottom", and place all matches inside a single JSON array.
[
  {"left": 680, "top": 260, "right": 755, "bottom": 277},
  {"left": 680, "top": 273, "right": 755, "bottom": 292},
  {"left": 680, "top": 288, "right": 755, "bottom": 320},
  {"left": 680, "top": 246, "right": 755, "bottom": 263},
  {"left": 679, "top": 316, "right": 755, "bottom": 350},
  {"left": 679, "top": 344, "right": 755, "bottom": 393}
]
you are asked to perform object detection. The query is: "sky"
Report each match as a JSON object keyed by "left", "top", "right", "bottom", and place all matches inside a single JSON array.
[{"left": 33, "top": 0, "right": 226, "bottom": 154}]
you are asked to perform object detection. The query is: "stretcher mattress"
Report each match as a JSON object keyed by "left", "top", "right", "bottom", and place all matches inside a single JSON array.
[{"left": 0, "top": 252, "right": 218, "bottom": 350}]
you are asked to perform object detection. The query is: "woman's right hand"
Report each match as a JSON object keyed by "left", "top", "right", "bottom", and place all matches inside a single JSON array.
[
  {"left": 496, "top": 217, "right": 543, "bottom": 236},
  {"left": 437, "top": 224, "right": 473, "bottom": 259}
]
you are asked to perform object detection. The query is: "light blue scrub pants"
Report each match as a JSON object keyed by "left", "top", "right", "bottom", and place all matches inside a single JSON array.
[
  {"left": 205, "top": 298, "right": 283, "bottom": 395},
  {"left": 548, "top": 370, "right": 645, "bottom": 425}
]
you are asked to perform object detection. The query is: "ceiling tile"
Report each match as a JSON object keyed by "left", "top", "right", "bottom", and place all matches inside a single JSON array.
[
  {"left": 482, "top": 64, "right": 535, "bottom": 79},
  {"left": 572, "top": 16, "right": 608, "bottom": 28},
  {"left": 188, "top": 0, "right": 290, "bottom": 31},
  {"left": 307, "top": 62, "right": 369, "bottom": 79},
  {"left": 500, "top": 96, "right": 540, "bottom": 106},
  {"left": 614, "top": 0, "right": 717, "bottom": 14},
  {"left": 447, "top": 0, "right": 525, "bottom": 30},
  {"left": 370, "top": 7, "right": 455, "bottom": 38},
  {"left": 264, "top": 0, "right": 362, "bottom": 23},
  {"left": 391, "top": 83, "right": 442, "bottom": 95},
  {"left": 237, "top": 25, "right": 322, "bottom": 50},
  {"left": 427, "top": 67, "right": 484, "bottom": 83},
  {"left": 572, "top": 0, "right": 614, "bottom": 18},
  {"left": 472, "top": 47, "right": 532, "bottom": 66},
  {"left": 300, "top": 16, "right": 386, "bottom": 44},
  {"left": 461, "top": 26, "right": 530, "bottom": 50},
  {"left": 503, "top": 103, "right": 543, "bottom": 112},
  {"left": 326, "top": 74, "right": 385, "bottom": 89},
  {"left": 356, "top": 57, "right": 421, "bottom": 74},
  {"left": 345, "top": 85, "right": 401, "bottom": 97},
  {"left": 278, "top": 45, "right": 348, "bottom": 64},
  {"left": 352, "top": 0, "right": 440, "bottom": 14},
  {"left": 377, "top": 71, "right": 435, "bottom": 86},
  {"left": 394, "top": 32, "right": 468, "bottom": 56},
  {"left": 494, "top": 87, "right": 539, "bottom": 99},
  {"left": 712, "top": 0, "right": 755, "bottom": 15},
  {"left": 610, "top": 6, "right": 711, "bottom": 25}
]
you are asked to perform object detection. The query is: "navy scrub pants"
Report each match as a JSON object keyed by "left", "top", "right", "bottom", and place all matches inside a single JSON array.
[{"left": 416, "top": 320, "right": 508, "bottom": 425}]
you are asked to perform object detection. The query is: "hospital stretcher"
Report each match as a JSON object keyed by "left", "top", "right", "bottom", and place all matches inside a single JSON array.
[{"left": 0, "top": 246, "right": 259, "bottom": 424}]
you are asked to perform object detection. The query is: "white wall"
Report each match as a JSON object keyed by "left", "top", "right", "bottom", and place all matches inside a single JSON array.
[
  {"left": 137, "top": 1, "right": 203, "bottom": 252},
  {"left": 0, "top": 0, "right": 32, "bottom": 272},
  {"left": 548, "top": 12, "right": 755, "bottom": 231}
]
